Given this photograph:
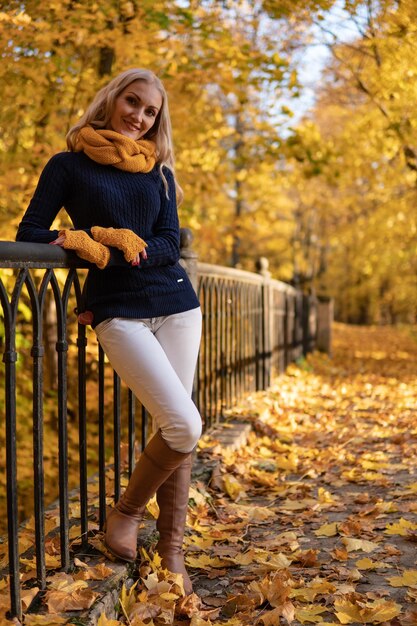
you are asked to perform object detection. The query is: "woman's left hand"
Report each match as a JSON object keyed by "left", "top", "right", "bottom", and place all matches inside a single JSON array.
[{"left": 131, "top": 249, "right": 148, "bottom": 266}]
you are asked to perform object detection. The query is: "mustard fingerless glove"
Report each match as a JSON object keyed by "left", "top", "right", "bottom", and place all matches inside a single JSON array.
[
  {"left": 91, "top": 226, "right": 147, "bottom": 263},
  {"left": 59, "top": 229, "right": 111, "bottom": 269}
]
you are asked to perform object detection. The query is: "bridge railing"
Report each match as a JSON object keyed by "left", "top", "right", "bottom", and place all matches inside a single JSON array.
[{"left": 0, "top": 230, "right": 321, "bottom": 619}]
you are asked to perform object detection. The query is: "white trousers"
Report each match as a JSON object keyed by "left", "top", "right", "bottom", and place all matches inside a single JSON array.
[{"left": 95, "top": 308, "right": 202, "bottom": 453}]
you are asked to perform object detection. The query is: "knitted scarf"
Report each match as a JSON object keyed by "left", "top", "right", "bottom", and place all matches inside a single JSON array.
[{"left": 75, "top": 126, "right": 156, "bottom": 173}]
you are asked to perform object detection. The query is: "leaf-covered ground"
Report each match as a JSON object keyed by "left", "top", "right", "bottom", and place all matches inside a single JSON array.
[{"left": 1, "top": 323, "right": 417, "bottom": 624}]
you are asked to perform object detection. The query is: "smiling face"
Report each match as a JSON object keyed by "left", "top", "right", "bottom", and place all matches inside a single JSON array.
[{"left": 109, "top": 79, "right": 163, "bottom": 141}]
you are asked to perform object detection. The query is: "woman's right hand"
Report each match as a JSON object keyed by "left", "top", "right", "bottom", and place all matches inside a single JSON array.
[{"left": 50, "top": 234, "right": 66, "bottom": 246}]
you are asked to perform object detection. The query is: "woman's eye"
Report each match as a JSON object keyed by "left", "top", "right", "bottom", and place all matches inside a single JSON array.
[
  {"left": 126, "top": 97, "right": 136, "bottom": 105},
  {"left": 146, "top": 109, "right": 156, "bottom": 117}
]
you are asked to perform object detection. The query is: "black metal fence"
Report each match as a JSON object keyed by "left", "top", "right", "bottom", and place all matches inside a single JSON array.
[{"left": 0, "top": 232, "right": 318, "bottom": 619}]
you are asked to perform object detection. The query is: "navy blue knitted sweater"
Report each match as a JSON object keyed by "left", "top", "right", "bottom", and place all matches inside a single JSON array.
[{"left": 16, "top": 151, "right": 200, "bottom": 327}]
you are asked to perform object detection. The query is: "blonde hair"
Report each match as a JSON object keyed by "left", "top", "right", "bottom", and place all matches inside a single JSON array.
[{"left": 66, "top": 68, "right": 183, "bottom": 203}]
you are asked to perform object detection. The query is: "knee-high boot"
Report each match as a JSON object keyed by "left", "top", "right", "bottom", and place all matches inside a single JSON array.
[
  {"left": 105, "top": 430, "right": 190, "bottom": 561},
  {"left": 155, "top": 455, "right": 193, "bottom": 594}
]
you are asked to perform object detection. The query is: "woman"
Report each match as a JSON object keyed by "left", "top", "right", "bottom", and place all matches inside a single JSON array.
[{"left": 16, "top": 68, "right": 202, "bottom": 595}]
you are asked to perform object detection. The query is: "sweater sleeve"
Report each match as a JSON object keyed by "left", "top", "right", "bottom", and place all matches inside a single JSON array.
[
  {"left": 15, "top": 153, "right": 131, "bottom": 268},
  {"left": 16, "top": 153, "right": 70, "bottom": 243},
  {"left": 139, "top": 168, "right": 181, "bottom": 269}
]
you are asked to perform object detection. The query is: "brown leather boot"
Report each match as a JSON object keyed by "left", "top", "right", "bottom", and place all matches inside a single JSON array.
[
  {"left": 155, "top": 455, "right": 193, "bottom": 594},
  {"left": 105, "top": 431, "right": 190, "bottom": 562}
]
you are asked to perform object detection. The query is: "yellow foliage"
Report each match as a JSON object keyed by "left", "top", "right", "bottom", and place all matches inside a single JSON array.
[{"left": 334, "top": 597, "right": 401, "bottom": 624}]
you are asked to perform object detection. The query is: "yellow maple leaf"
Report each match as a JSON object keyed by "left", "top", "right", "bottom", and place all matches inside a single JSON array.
[
  {"left": 75, "top": 563, "right": 114, "bottom": 580},
  {"left": 146, "top": 496, "right": 159, "bottom": 519},
  {"left": 233, "top": 504, "right": 276, "bottom": 521},
  {"left": 290, "top": 579, "right": 337, "bottom": 602},
  {"left": 223, "top": 474, "right": 246, "bottom": 501},
  {"left": 281, "top": 498, "right": 317, "bottom": 511},
  {"left": 342, "top": 537, "right": 379, "bottom": 552},
  {"left": 295, "top": 604, "right": 327, "bottom": 623},
  {"left": 184, "top": 535, "right": 214, "bottom": 549},
  {"left": 186, "top": 554, "right": 233, "bottom": 569},
  {"left": 21, "top": 586, "right": 39, "bottom": 610},
  {"left": 188, "top": 485, "right": 210, "bottom": 506},
  {"left": 317, "top": 488, "right": 339, "bottom": 504},
  {"left": 385, "top": 517, "right": 417, "bottom": 535},
  {"left": 46, "top": 588, "right": 98, "bottom": 613},
  {"left": 254, "top": 552, "right": 292, "bottom": 572},
  {"left": 360, "top": 460, "right": 388, "bottom": 470},
  {"left": 275, "top": 453, "right": 298, "bottom": 471},
  {"left": 20, "top": 557, "right": 37, "bottom": 570},
  {"left": 331, "top": 548, "right": 349, "bottom": 561},
  {"left": 257, "top": 605, "right": 293, "bottom": 625},
  {"left": 233, "top": 549, "right": 257, "bottom": 565},
  {"left": 387, "top": 569, "right": 417, "bottom": 587},
  {"left": 69, "top": 524, "right": 82, "bottom": 539},
  {"left": 291, "top": 587, "right": 320, "bottom": 602},
  {"left": 314, "top": 522, "right": 338, "bottom": 537},
  {"left": 355, "top": 558, "right": 390, "bottom": 570},
  {"left": 45, "top": 553, "right": 63, "bottom": 568},
  {"left": 334, "top": 597, "right": 401, "bottom": 624},
  {"left": 97, "top": 613, "right": 124, "bottom": 626},
  {"left": 189, "top": 617, "right": 212, "bottom": 626},
  {"left": 159, "top": 591, "right": 181, "bottom": 601},
  {"left": 24, "top": 616, "right": 69, "bottom": 625}
]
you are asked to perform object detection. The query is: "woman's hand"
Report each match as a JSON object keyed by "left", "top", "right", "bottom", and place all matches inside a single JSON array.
[
  {"left": 91, "top": 226, "right": 147, "bottom": 264},
  {"left": 131, "top": 248, "right": 148, "bottom": 266},
  {"left": 50, "top": 234, "right": 66, "bottom": 246}
]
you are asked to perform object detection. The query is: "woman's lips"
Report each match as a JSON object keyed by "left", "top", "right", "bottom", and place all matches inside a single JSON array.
[{"left": 124, "top": 120, "right": 140, "bottom": 132}]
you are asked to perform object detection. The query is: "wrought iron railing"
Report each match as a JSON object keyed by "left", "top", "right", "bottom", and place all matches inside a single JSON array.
[{"left": 0, "top": 231, "right": 318, "bottom": 619}]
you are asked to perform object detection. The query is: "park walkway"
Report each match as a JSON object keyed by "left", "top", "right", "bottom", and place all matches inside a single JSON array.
[
  {"left": 2, "top": 323, "right": 417, "bottom": 625},
  {"left": 176, "top": 323, "right": 417, "bottom": 625}
]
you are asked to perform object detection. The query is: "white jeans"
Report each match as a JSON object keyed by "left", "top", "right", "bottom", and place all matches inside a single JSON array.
[{"left": 95, "top": 308, "right": 202, "bottom": 453}]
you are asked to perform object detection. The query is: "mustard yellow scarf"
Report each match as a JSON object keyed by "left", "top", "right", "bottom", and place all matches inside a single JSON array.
[{"left": 75, "top": 126, "right": 156, "bottom": 173}]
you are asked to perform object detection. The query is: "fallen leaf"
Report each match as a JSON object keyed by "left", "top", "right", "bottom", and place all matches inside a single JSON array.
[
  {"left": 355, "top": 558, "right": 390, "bottom": 570},
  {"left": 314, "top": 522, "right": 338, "bottom": 537},
  {"left": 387, "top": 570, "right": 417, "bottom": 587},
  {"left": 223, "top": 474, "right": 246, "bottom": 501},
  {"left": 334, "top": 596, "right": 401, "bottom": 624},
  {"left": 294, "top": 604, "right": 327, "bottom": 623},
  {"left": 21, "top": 586, "right": 39, "bottom": 610},
  {"left": 46, "top": 588, "right": 99, "bottom": 613},
  {"left": 74, "top": 563, "right": 114, "bottom": 580},
  {"left": 385, "top": 518, "right": 417, "bottom": 536},
  {"left": 97, "top": 613, "right": 124, "bottom": 626},
  {"left": 24, "top": 616, "right": 69, "bottom": 625},
  {"left": 342, "top": 538, "right": 379, "bottom": 553}
]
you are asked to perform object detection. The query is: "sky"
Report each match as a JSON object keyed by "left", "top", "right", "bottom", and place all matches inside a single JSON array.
[{"left": 288, "top": 0, "right": 364, "bottom": 123}]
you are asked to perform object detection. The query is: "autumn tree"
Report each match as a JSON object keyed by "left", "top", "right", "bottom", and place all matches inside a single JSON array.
[
  {"left": 284, "top": 0, "right": 417, "bottom": 322},
  {"left": 0, "top": 0, "right": 336, "bottom": 261}
]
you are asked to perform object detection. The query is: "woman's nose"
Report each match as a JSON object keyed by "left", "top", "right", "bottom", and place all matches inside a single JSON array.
[{"left": 133, "top": 107, "right": 144, "bottom": 123}]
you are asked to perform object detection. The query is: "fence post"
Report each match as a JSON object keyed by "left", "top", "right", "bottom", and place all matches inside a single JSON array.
[
  {"left": 180, "top": 228, "right": 198, "bottom": 293},
  {"left": 316, "top": 296, "right": 333, "bottom": 355},
  {"left": 179, "top": 228, "right": 200, "bottom": 405},
  {"left": 256, "top": 257, "right": 272, "bottom": 390},
  {"left": 293, "top": 291, "right": 304, "bottom": 360},
  {"left": 302, "top": 293, "right": 318, "bottom": 355}
]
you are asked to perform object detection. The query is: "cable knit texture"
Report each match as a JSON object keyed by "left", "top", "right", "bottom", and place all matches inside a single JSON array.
[
  {"left": 75, "top": 126, "right": 156, "bottom": 173},
  {"left": 16, "top": 151, "right": 200, "bottom": 327},
  {"left": 59, "top": 228, "right": 111, "bottom": 269},
  {"left": 91, "top": 226, "right": 147, "bottom": 263}
]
